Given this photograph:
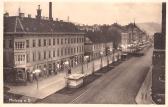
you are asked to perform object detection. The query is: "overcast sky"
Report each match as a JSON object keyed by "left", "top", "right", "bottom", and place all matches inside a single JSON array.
[{"left": 4, "top": 2, "right": 162, "bottom": 25}]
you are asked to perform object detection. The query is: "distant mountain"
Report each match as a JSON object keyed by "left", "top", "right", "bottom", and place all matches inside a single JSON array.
[{"left": 137, "top": 22, "right": 161, "bottom": 36}]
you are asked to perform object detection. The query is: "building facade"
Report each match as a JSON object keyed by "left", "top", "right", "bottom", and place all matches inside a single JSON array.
[
  {"left": 3, "top": 4, "right": 85, "bottom": 83},
  {"left": 84, "top": 34, "right": 113, "bottom": 61}
]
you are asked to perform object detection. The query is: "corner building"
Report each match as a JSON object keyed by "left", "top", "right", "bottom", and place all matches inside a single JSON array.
[{"left": 4, "top": 9, "right": 85, "bottom": 82}]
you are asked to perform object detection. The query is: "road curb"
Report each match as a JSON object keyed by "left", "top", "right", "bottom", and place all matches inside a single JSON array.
[{"left": 135, "top": 66, "right": 155, "bottom": 104}]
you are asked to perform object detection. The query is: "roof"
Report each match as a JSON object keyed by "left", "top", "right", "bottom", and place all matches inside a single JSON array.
[
  {"left": 86, "top": 31, "right": 114, "bottom": 43},
  {"left": 109, "top": 23, "right": 126, "bottom": 32},
  {"left": 124, "top": 23, "right": 142, "bottom": 32},
  {"left": 4, "top": 16, "right": 81, "bottom": 33}
]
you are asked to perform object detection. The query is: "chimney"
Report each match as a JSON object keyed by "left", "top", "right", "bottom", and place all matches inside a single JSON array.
[
  {"left": 36, "top": 5, "right": 42, "bottom": 20},
  {"left": 28, "top": 14, "right": 31, "bottom": 18},
  {"left": 4, "top": 12, "right": 9, "bottom": 17},
  {"left": 18, "top": 7, "right": 24, "bottom": 18},
  {"left": 162, "top": 2, "right": 166, "bottom": 36},
  {"left": 49, "top": 2, "right": 53, "bottom": 21}
]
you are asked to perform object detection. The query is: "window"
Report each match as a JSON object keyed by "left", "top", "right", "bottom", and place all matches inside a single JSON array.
[
  {"left": 44, "top": 39, "right": 46, "bottom": 46},
  {"left": 53, "top": 38, "right": 55, "bottom": 45},
  {"left": 81, "top": 38, "right": 83, "bottom": 43},
  {"left": 65, "top": 38, "right": 67, "bottom": 44},
  {"left": 49, "top": 39, "right": 51, "bottom": 46},
  {"left": 44, "top": 51, "right": 46, "bottom": 59},
  {"left": 57, "top": 38, "right": 59, "bottom": 45},
  {"left": 77, "top": 47, "right": 78, "bottom": 53},
  {"left": 17, "top": 55, "right": 20, "bottom": 61},
  {"left": 49, "top": 51, "right": 51, "bottom": 58},
  {"left": 82, "top": 46, "right": 84, "bottom": 52},
  {"left": 9, "top": 40, "right": 13, "bottom": 48},
  {"left": 38, "top": 52, "right": 41, "bottom": 60},
  {"left": 61, "top": 48, "right": 63, "bottom": 56},
  {"left": 57, "top": 49, "right": 59, "bottom": 57},
  {"left": 26, "top": 40, "right": 29, "bottom": 48},
  {"left": 68, "top": 48, "right": 70, "bottom": 55},
  {"left": 19, "top": 43, "right": 22, "bottom": 49},
  {"left": 71, "top": 38, "right": 73, "bottom": 44},
  {"left": 26, "top": 54, "right": 30, "bottom": 63},
  {"left": 79, "top": 38, "right": 81, "bottom": 43},
  {"left": 33, "top": 52, "right": 36, "bottom": 61},
  {"left": 68, "top": 38, "right": 70, "bottom": 44},
  {"left": 38, "top": 39, "right": 41, "bottom": 47},
  {"left": 74, "top": 38, "right": 76, "bottom": 43},
  {"left": 22, "top": 55, "right": 25, "bottom": 61},
  {"left": 77, "top": 38, "right": 79, "bottom": 43},
  {"left": 61, "top": 39, "right": 63, "bottom": 45},
  {"left": 15, "top": 42, "right": 17, "bottom": 49},
  {"left": 33, "top": 40, "right": 36, "bottom": 47},
  {"left": 53, "top": 50, "right": 55, "bottom": 57},
  {"left": 15, "top": 42, "right": 25, "bottom": 49},
  {"left": 74, "top": 48, "right": 76, "bottom": 54},
  {"left": 71, "top": 48, "right": 73, "bottom": 54},
  {"left": 65, "top": 48, "right": 67, "bottom": 56}
]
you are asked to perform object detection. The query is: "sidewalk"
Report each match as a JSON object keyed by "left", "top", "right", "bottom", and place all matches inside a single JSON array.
[
  {"left": 135, "top": 66, "right": 155, "bottom": 104},
  {"left": 5, "top": 52, "right": 120, "bottom": 100},
  {"left": 5, "top": 72, "right": 66, "bottom": 99}
]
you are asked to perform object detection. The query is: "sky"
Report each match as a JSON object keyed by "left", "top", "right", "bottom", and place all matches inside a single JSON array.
[{"left": 4, "top": 1, "right": 162, "bottom": 25}]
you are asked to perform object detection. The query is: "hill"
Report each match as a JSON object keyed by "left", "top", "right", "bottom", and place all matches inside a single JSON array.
[{"left": 137, "top": 22, "right": 161, "bottom": 36}]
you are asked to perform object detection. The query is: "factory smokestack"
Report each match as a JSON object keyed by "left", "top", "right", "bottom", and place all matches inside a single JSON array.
[{"left": 49, "top": 2, "right": 53, "bottom": 21}]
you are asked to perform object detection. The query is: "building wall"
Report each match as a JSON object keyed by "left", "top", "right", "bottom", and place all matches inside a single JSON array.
[
  {"left": 121, "top": 32, "right": 129, "bottom": 45},
  {"left": 84, "top": 37, "right": 113, "bottom": 60},
  {"left": 3, "top": 35, "right": 14, "bottom": 68},
  {"left": 4, "top": 33, "right": 85, "bottom": 73}
]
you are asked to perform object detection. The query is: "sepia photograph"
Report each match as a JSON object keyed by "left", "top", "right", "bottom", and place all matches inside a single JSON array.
[{"left": 2, "top": 0, "right": 166, "bottom": 105}]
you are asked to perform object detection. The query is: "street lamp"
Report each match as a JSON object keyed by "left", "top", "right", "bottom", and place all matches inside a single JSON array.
[
  {"left": 106, "top": 47, "right": 109, "bottom": 66},
  {"left": 33, "top": 69, "right": 41, "bottom": 89},
  {"left": 92, "top": 52, "right": 95, "bottom": 74},
  {"left": 81, "top": 55, "right": 84, "bottom": 74},
  {"left": 64, "top": 60, "right": 70, "bottom": 76},
  {"left": 109, "top": 48, "right": 112, "bottom": 64},
  {"left": 84, "top": 55, "right": 89, "bottom": 68}
]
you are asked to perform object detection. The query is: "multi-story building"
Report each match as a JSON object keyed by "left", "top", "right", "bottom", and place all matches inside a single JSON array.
[
  {"left": 3, "top": 3, "right": 85, "bottom": 83},
  {"left": 84, "top": 32, "right": 113, "bottom": 61}
]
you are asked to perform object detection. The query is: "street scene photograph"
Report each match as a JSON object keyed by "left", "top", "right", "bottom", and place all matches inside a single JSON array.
[{"left": 3, "top": 1, "right": 166, "bottom": 104}]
